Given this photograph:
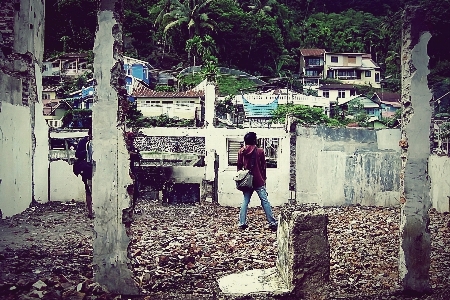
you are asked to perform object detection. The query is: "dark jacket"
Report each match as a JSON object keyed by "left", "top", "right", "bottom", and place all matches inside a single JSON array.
[{"left": 237, "top": 145, "right": 266, "bottom": 189}]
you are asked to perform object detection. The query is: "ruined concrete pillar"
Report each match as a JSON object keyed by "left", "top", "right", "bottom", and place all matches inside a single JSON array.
[
  {"left": 0, "top": 0, "right": 47, "bottom": 217},
  {"left": 92, "top": 0, "right": 139, "bottom": 294},
  {"left": 276, "top": 204, "right": 330, "bottom": 299},
  {"left": 204, "top": 81, "right": 215, "bottom": 129},
  {"left": 398, "top": 7, "right": 432, "bottom": 293}
]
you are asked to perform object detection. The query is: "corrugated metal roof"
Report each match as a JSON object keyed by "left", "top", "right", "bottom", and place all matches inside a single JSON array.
[
  {"left": 300, "top": 49, "right": 326, "bottom": 56},
  {"left": 132, "top": 81, "right": 204, "bottom": 98}
]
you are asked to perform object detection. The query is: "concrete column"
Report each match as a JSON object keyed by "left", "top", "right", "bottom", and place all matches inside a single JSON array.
[
  {"left": 0, "top": 0, "right": 46, "bottom": 217},
  {"left": 276, "top": 204, "right": 330, "bottom": 299},
  {"left": 398, "top": 7, "right": 432, "bottom": 293},
  {"left": 92, "top": 0, "right": 139, "bottom": 294},
  {"left": 204, "top": 81, "right": 216, "bottom": 180},
  {"left": 204, "top": 81, "right": 215, "bottom": 129}
]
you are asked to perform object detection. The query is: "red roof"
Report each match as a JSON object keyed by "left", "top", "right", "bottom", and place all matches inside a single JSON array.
[
  {"left": 132, "top": 82, "right": 204, "bottom": 98},
  {"left": 300, "top": 49, "right": 325, "bottom": 57}
]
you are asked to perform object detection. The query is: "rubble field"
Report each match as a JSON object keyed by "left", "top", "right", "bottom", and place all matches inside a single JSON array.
[{"left": 0, "top": 198, "right": 449, "bottom": 299}]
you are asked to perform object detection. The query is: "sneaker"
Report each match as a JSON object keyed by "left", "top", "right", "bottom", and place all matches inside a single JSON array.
[
  {"left": 269, "top": 224, "right": 278, "bottom": 232},
  {"left": 239, "top": 224, "right": 248, "bottom": 230}
]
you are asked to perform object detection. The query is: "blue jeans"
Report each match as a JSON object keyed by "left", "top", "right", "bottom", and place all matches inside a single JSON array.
[{"left": 239, "top": 186, "right": 277, "bottom": 226}]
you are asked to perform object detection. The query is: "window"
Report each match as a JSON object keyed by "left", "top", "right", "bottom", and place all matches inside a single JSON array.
[
  {"left": 305, "top": 69, "right": 319, "bottom": 77},
  {"left": 365, "top": 71, "right": 372, "bottom": 77},
  {"left": 323, "top": 90, "right": 330, "bottom": 98},
  {"left": 338, "top": 90, "right": 346, "bottom": 98},
  {"left": 42, "top": 93, "right": 50, "bottom": 100},
  {"left": 67, "top": 61, "right": 77, "bottom": 70},
  {"left": 227, "top": 138, "right": 279, "bottom": 168},
  {"left": 350, "top": 89, "right": 356, "bottom": 96},
  {"left": 348, "top": 56, "right": 356, "bottom": 64},
  {"left": 331, "top": 56, "right": 339, "bottom": 63},
  {"left": 307, "top": 58, "right": 321, "bottom": 66},
  {"left": 52, "top": 62, "right": 59, "bottom": 68},
  {"left": 375, "top": 73, "right": 380, "bottom": 83},
  {"left": 337, "top": 70, "right": 357, "bottom": 78}
]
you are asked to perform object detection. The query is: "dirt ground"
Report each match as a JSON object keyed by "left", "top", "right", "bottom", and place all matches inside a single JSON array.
[{"left": 0, "top": 199, "right": 449, "bottom": 300}]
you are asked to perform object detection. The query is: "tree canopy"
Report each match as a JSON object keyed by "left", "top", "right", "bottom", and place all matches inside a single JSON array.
[{"left": 43, "top": 0, "right": 450, "bottom": 90}]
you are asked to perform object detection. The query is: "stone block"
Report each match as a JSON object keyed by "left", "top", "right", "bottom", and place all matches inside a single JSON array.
[{"left": 276, "top": 204, "right": 330, "bottom": 299}]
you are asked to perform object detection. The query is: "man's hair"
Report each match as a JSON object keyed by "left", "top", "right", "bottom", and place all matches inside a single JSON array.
[{"left": 244, "top": 132, "right": 257, "bottom": 145}]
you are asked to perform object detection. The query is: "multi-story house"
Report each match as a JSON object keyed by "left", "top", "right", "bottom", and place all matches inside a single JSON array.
[
  {"left": 299, "top": 49, "right": 325, "bottom": 90},
  {"left": 42, "top": 53, "right": 90, "bottom": 78},
  {"left": 324, "top": 52, "right": 381, "bottom": 88}
]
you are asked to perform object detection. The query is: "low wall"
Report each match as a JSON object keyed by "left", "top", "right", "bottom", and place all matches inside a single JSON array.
[
  {"left": 296, "top": 126, "right": 402, "bottom": 207},
  {"left": 429, "top": 155, "right": 450, "bottom": 212}
]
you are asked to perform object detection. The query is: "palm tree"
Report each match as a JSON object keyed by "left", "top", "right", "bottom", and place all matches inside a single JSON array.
[
  {"left": 247, "top": 0, "right": 275, "bottom": 15},
  {"left": 162, "top": 0, "right": 216, "bottom": 39}
]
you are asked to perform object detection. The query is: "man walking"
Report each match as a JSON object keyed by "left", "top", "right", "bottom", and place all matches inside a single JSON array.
[{"left": 237, "top": 132, "right": 277, "bottom": 231}]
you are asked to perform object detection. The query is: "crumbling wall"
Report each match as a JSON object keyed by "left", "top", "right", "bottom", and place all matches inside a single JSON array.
[
  {"left": 398, "top": 7, "right": 432, "bottom": 293},
  {"left": 296, "top": 126, "right": 401, "bottom": 206},
  {"left": 0, "top": 0, "right": 47, "bottom": 218},
  {"left": 91, "top": 0, "right": 139, "bottom": 294}
]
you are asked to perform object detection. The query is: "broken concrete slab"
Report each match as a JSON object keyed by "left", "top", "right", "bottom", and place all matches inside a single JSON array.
[{"left": 218, "top": 267, "right": 289, "bottom": 296}]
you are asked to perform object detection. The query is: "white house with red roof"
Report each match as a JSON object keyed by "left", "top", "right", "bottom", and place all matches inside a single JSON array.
[{"left": 131, "top": 81, "right": 204, "bottom": 120}]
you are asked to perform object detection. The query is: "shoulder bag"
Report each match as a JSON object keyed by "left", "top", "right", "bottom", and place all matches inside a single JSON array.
[{"left": 233, "top": 148, "right": 257, "bottom": 191}]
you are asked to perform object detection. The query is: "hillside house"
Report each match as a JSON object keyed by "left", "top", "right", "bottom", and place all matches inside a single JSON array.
[
  {"left": 42, "top": 53, "right": 90, "bottom": 78},
  {"left": 299, "top": 49, "right": 325, "bottom": 90},
  {"left": 42, "top": 86, "right": 58, "bottom": 100},
  {"left": 43, "top": 99, "right": 73, "bottom": 128},
  {"left": 347, "top": 95, "right": 382, "bottom": 119},
  {"left": 124, "top": 56, "right": 154, "bottom": 94},
  {"left": 371, "top": 92, "right": 401, "bottom": 118},
  {"left": 318, "top": 84, "right": 358, "bottom": 103},
  {"left": 324, "top": 52, "right": 381, "bottom": 88},
  {"left": 131, "top": 81, "right": 203, "bottom": 120}
]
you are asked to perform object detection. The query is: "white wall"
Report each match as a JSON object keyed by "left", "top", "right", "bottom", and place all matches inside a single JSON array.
[
  {"left": 215, "top": 128, "right": 290, "bottom": 208},
  {"left": 50, "top": 160, "right": 86, "bottom": 202},
  {"left": 296, "top": 127, "right": 401, "bottom": 207},
  {"left": 0, "top": 103, "right": 33, "bottom": 218},
  {"left": 429, "top": 155, "right": 450, "bottom": 212},
  {"left": 34, "top": 85, "right": 50, "bottom": 203}
]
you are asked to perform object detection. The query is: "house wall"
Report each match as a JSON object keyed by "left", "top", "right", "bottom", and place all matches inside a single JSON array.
[
  {"left": 137, "top": 97, "right": 200, "bottom": 119},
  {"left": 43, "top": 91, "right": 57, "bottom": 99},
  {"left": 325, "top": 53, "right": 362, "bottom": 67},
  {"left": 296, "top": 126, "right": 401, "bottom": 207},
  {"left": 215, "top": 128, "right": 291, "bottom": 208},
  {"left": 294, "top": 125, "right": 450, "bottom": 211},
  {"left": 50, "top": 160, "right": 86, "bottom": 202},
  {"left": 137, "top": 127, "right": 290, "bottom": 208},
  {"left": 429, "top": 155, "right": 450, "bottom": 212},
  {"left": 0, "top": 0, "right": 47, "bottom": 218},
  {"left": 318, "top": 89, "right": 354, "bottom": 102}
]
